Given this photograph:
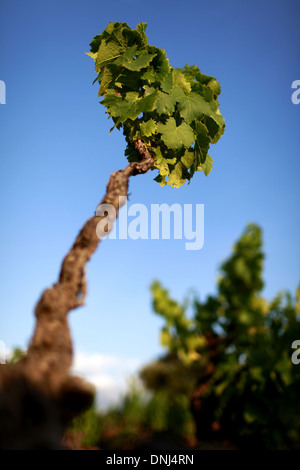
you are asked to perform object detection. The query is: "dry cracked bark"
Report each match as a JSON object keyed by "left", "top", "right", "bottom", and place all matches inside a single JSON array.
[{"left": 0, "top": 140, "right": 154, "bottom": 449}]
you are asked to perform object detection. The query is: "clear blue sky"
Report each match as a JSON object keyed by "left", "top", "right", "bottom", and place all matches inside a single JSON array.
[{"left": 1, "top": 0, "right": 299, "bottom": 369}]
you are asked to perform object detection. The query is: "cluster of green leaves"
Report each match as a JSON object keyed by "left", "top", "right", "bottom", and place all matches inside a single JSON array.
[
  {"left": 69, "top": 404, "right": 103, "bottom": 448},
  {"left": 151, "top": 281, "right": 207, "bottom": 364},
  {"left": 7, "top": 347, "right": 26, "bottom": 364},
  {"left": 148, "top": 224, "right": 300, "bottom": 449},
  {"left": 88, "top": 22, "right": 225, "bottom": 187}
]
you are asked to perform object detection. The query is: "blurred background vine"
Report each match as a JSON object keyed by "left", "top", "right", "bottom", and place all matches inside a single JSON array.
[{"left": 66, "top": 223, "right": 300, "bottom": 450}]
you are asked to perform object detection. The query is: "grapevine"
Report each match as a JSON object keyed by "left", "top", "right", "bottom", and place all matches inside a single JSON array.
[{"left": 88, "top": 22, "right": 225, "bottom": 188}]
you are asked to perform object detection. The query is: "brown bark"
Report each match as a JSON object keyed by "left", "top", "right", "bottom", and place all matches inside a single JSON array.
[{"left": 0, "top": 140, "right": 154, "bottom": 449}]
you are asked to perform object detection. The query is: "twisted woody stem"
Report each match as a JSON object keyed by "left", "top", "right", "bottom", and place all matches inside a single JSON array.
[{"left": 21, "top": 140, "right": 154, "bottom": 396}]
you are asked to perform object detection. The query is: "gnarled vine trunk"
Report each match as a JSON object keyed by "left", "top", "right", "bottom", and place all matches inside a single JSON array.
[{"left": 0, "top": 141, "right": 153, "bottom": 450}]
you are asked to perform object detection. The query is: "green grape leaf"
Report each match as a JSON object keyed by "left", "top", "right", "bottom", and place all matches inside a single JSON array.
[
  {"left": 98, "top": 67, "right": 114, "bottom": 96},
  {"left": 114, "top": 47, "right": 156, "bottom": 71},
  {"left": 86, "top": 51, "right": 97, "bottom": 60},
  {"left": 173, "top": 70, "right": 192, "bottom": 94},
  {"left": 181, "top": 150, "right": 195, "bottom": 169},
  {"left": 157, "top": 118, "right": 195, "bottom": 150},
  {"left": 154, "top": 147, "right": 176, "bottom": 177},
  {"left": 115, "top": 70, "right": 142, "bottom": 91},
  {"left": 155, "top": 158, "right": 170, "bottom": 177},
  {"left": 177, "top": 92, "right": 213, "bottom": 123},
  {"left": 168, "top": 162, "right": 186, "bottom": 188},
  {"left": 204, "top": 114, "right": 225, "bottom": 143},
  {"left": 139, "top": 89, "right": 159, "bottom": 113},
  {"left": 142, "top": 85, "right": 156, "bottom": 96},
  {"left": 140, "top": 49, "right": 170, "bottom": 85},
  {"left": 194, "top": 120, "right": 211, "bottom": 164},
  {"left": 95, "top": 40, "right": 124, "bottom": 72},
  {"left": 101, "top": 88, "right": 122, "bottom": 109},
  {"left": 160, "top": 72, "right": 175, "bottom": 93},
  {"left": 108, "top": 91, "right": 141, "bottom": 124},
  {"left": 155, "top": 90, "right": 177, "bottom": 114},
  {"left": 141, "top": 67, "right": 157, "bottom": 83},
  {"left": 198, "top": 154, "right": 213, "bottom": 176},
  {"left": 136, "top": 22, "right": 148, "bottom": 46},
  {"left": 161, "top": 70, "right": 191, "bottom": 98},
  {"left": 153, "top": 174, "right": 167, "bottom": 186},
  {"left": 140, "top": 119, "right": 157, "bottom": 137}
]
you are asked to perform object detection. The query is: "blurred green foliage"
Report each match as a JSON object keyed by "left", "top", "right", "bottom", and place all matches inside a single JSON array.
[
  {"left": 68, "top": 223, "right": 299, "bottom": 449},
  {"left": 69, "top": 404, "right": 103, "bottom": 448},
  {"left": 68, "top": 380, "right": 195, "bottom": 449},
  {"left": 147, "top": 224, "right": 300, "bottom": 449},
  {"left": 8, "top": 348, "right": 26, "bottom": 364}
]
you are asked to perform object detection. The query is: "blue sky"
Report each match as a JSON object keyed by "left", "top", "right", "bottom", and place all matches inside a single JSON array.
[{"left": 0, "top": 0, "right": 299, "bottom": 403}]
